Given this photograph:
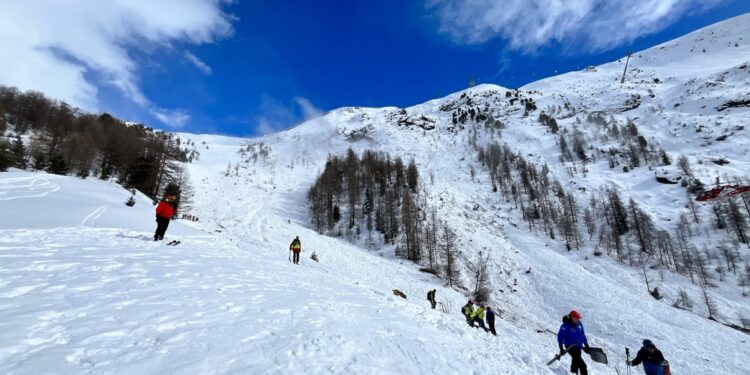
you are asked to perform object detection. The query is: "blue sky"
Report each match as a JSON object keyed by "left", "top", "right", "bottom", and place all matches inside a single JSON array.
[{"left": 1, "top": 1, "right": 749, "bottom": 136}]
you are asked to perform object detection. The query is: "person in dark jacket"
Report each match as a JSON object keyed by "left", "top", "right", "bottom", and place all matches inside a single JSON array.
[
  {"left": 462, "top": 299, "right": 474, "bottom": 326},
  {"left": 427, "top": 289, "right": 437, "bottom": 309},
  {"left": 486, "top": 306, "right": 497, "bottom": 335},
  {"left": 557, "top": 310, "right": 590, "bottom": 375},
  {"left": 628, "top": 340, "right": 666, "bottom": 375},
  {"left": 154, "top": 195, "right": 176, "bottom": 241}
]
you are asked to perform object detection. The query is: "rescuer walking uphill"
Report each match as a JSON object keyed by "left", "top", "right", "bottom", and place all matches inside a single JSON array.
[
  {"left": 289, "top": 236, "right": 301, "bottom": 264},
  {"left": 427, "top": 289, "right": 437, "bottom": 309}
]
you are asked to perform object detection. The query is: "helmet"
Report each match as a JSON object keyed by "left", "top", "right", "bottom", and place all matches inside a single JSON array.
[
  {"left": 569, "top": 310, "right": 581, "bottom": 320},
  {"left": 642, "top": 339, "right": 655, "bottom": 348}
]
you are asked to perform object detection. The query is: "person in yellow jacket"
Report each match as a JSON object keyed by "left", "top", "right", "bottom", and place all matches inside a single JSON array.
[
  {"left": 470, "top": 302, "right": 488, "bottom": 331},
  {"left": 462, "top": 299, "right": 474, "bottom": 326}
]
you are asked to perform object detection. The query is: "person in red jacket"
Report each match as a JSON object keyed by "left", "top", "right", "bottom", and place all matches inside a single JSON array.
[{"left": 154, "top": 195, "right": 176, "bottom": 241}]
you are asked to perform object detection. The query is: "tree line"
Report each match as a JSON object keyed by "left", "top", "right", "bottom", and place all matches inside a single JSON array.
[
  {"left": 429, "top": 87, "right": 749, "bottom": 325},
  {"left": 0, "top": 84, "right": 197, "bottom": 204},
  {"left": 475, "top": 140, "right": 750, "bottom": 327},
  {"left": 444, "top": 88, "right": 747, "bottom": 325},
  {"left": 307, "top": 149, "right": 464, "bottom": 289}
]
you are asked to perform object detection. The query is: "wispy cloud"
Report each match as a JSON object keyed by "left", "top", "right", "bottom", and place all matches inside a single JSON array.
[
  {"left": 184, "top": 51, "right": 213, "bottom": 75},
  {"left": 294, "top": 97, "right": 323, "bottom": 120},
  {"left": 0, "top": 0, "right": 233, "bottom": 127},
  {"left": 152, "top": 108, "right": 191, "bottom": 128},
  {"left": 427, "top": 0, "right": 727, "bottom": 53},
  {"left": 251, "top": 94, "right": 324, "bottom": 135}
]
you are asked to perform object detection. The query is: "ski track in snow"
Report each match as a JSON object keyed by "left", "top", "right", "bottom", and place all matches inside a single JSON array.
[
  {"left": 81, "top": 205, "right": 109, "bottom": 227},
  {"left": 0, "top": 175, "right": 60, "bottom": 201}
]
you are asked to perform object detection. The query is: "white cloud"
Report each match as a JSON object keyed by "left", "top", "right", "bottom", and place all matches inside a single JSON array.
[
  {"left": 427, "top": 0, "right": 727, "bottom": 53},
  {"left": 184, "top": 51, "right": 213, "bottom": 75},
  {"left": 0, "top": 0, "right": 233, "bottom": 127}
]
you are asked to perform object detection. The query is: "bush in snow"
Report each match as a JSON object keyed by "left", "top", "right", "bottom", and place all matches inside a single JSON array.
[{"left": 0, "top": 141, "right": 12, "bottom": 171}]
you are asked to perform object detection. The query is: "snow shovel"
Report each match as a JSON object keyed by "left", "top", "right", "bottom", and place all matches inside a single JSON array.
[
  {"left": 546, "top": 343, "right": 577, "bottom": 365},
  {"left": 586, "top": 347, "right": 608, "bottom": 364}
]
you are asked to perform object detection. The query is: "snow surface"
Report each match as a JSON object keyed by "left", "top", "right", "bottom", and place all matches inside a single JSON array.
[
  {"left": 2, "top": 13, "right": 750, "bottom": 375},
  {"left": 0, "top": 172, "right": 203, "bottom": 235}
]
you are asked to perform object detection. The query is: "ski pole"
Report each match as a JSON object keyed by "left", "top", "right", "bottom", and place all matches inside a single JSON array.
[{"left": 625, "top": 347, "right": 631, "bottom": 375}]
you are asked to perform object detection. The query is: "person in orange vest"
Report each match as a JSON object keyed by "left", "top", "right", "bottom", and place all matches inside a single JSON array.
[
  {"left": 154, "top": 195, "right": 176, "bottom": 241},
  {"left": 289, "top": 236, "right": 302, "bottom": 264}
]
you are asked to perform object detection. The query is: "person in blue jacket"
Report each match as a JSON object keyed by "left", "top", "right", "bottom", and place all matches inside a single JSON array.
[
  {"left": 557, "top": 310, "right": 590, "bottom": 375},
  {"left": 628, "top": 340, "right": 666, "bottom": 375}
]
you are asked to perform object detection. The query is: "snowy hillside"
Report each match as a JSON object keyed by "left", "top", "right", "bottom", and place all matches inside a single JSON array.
[
  {"left": 2, "top": 13, "right": 750, "bottom": 375},
  {"left": 0, "top": 171, "right": 203, "bottom": 234}
]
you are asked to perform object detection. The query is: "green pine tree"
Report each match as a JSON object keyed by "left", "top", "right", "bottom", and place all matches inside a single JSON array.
[
  {"left": 10, "top": 136, "right": 27, "bottom": 169},
  {"left": 0, "top": 141, "right": 12, "bottom": 171},
  {"left": 32, "top": 153, "right": 46, "bottom": 171},
  {"left": 46, "top": 152, "right": 68, "bottom": 175}
]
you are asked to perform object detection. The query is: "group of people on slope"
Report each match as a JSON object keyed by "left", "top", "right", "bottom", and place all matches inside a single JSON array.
[
  {"left": 180, "top": 213, "right": 200, "bottom": 222},
  {"left": 557, "top": 309, "right": 669, "bottom": 375},
  {"left": 461, "top": 299, "right": 497, "bottom": 335},
  {"left": 154, "top": 193, "right": 670, "bottom": 375}
]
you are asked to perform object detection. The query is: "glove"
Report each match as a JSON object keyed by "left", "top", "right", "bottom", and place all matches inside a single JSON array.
[
  {"left": 625, "top": 360, "right": 631, "bottom": 366},
  {"left": 559, "top": 345, "right": 565, "bottom": 355},
  {"left": 583, "top": 347, "right": 590, "bottom": 354}
]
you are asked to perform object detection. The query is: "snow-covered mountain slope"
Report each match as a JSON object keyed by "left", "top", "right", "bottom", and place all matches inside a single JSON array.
[
  {"left": 2, "top": 149, "right": 748, "bottom": 374},
  {"left": 0, "top": 170, "right": 575, "bottom": 374},
  {"left": 523, "top": 12, "right": 750, "bottom": 175},
  {"left": 176, "top": 14, "right": 750, "bottom": 374},
  {"left": 2, "top": 13, "right": 750, "bottom": 375}
]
